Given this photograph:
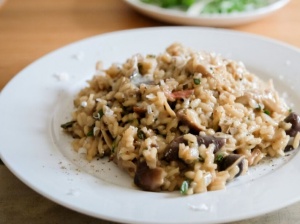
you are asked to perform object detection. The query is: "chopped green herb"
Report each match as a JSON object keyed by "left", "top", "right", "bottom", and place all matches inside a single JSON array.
[
  {"left": 215, "top": 154, "right": 224, "bottom": 162},
  {"left": 288, "top": 108, "right": 293, "bottom": 113},
  {"left": 263, "top": 109, "right": 271, "bottom": 116},
  {"left": 141, "top": 0, "right": 195, "bottom": 8},
  {"left": 60, "top": 121, "right": 76, "bottom": 129},
  {"left": 111, "top": 139, "right": 118, "bottom": 153},
  {"left": 98, "top": 109, "right": 104, "bottom": 118},
  {"left": 137, "top": 129, "right": 145, "bottom": 140},
  {"left": 201, "top": 0, "right": 269, "bottom": 14},
  {"left": 193, "top": 78, "right": 201, "bottom": 85},
  {"left": 86, "top": 129, "right": 94, "bottom": 137},
  {"left": 93, "top": 109, "right": 104, "bottom": 120},
  {"left": 87, "top": 125, "right": 95, "bottom": 137},
  {"left": 180, "top": 180, "right": 189, "bottom": 195},
  {"left": 140, "top": 0, "right": 269, "bottom": 14}
]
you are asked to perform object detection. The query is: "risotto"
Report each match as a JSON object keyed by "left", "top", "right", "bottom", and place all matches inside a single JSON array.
[{"left": 61, "top": 43, "right": 300, "bottom": 195}]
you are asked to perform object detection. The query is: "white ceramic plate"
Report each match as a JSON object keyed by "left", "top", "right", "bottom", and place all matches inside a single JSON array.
[
  {"left": 124, "top": 0, "right": 290, "bottom": 27},
  {"left": 1, "top": 27, "right": 300, "bottom": 224}
]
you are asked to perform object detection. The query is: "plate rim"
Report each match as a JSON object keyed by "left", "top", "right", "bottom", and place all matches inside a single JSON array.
[{"left": 1, "top": 26, "right": 300, "bottom": 224}]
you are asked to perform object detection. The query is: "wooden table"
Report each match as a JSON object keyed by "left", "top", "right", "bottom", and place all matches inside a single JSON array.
[{"left": 1, "top": 0, "right": 300, "bottom": 223}]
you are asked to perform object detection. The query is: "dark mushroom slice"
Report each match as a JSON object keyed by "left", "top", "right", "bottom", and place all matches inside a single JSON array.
[
  {"left": 217, "top": 154, "right": 246, "bottom": 180},
  {"left": 134, "top": 161, "right": 165, "bottom": 192},
  {"left": 177, "top": 109, "right": 203, "bottom": 133},
  {"left": 164, "top": 136, "right": 187, "bottom": 162},
  {"left": 284, "top": 145, "right": 294, "bottom": 152},
  {"left": 284, "top": 112, "right": 300, "bottom": 137},
  {"left": 164, "top": 134, "right": 226, "bottom": 162}
]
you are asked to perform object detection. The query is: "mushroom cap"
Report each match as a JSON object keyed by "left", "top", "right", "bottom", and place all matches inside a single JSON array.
[
  {"left": 134, "top": 161, "right": 166, "bottom": 192},
  {"left": 217, "top": 154, "right": 246, "bottom": 179},
  {"left": 284, "top": 112, "right": 300, "bottom": 137},
  {"left": 164, "top": 134, "right": 226, "bottom": 162}
]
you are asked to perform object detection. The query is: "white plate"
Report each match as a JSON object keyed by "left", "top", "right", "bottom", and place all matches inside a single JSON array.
[
  {"left": 1, "top": 27, "right": 300, "bottom": 224},
  {"left": 124, "top": 0, "right": 290, "bottom": 27}
]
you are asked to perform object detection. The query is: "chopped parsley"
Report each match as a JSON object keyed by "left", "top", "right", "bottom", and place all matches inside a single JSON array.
[
  {"left": 193, "top": 78, "right": 201, "bottom": 85},
  {"left": 180, "top": 180, "right": 189, "bottom": 195},
  {"left": 86, "top": 130, "right": 94, "bottom": 137},
  {"left": 98, "top": 109, "right": 104, "bottom": 118},
  {"left": 87, "top": 125, "right": 95, "bottom": 137},
  {"left": 60, "top": 121, "right": 76, "bottom": 129},
  {"left": 93, "top": 109, "right": 104, "bottom": 120},
  {"left": 140, "top": 0, "right": 269, "bottom": 14},
  {"left": 215, "top": 154, "right": 224, "bottom": 162},
  {"left": 137, "top": 129, "right": 146, "bottom": 140},
  {"left": 263, "top": 109, "right": 271, "bottom": 116},
  {"left": 111, "top": 139, "right": 118, "bottom": 153}
]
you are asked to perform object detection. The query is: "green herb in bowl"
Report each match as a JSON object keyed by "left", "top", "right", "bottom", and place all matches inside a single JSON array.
[{"left": 140, "top": 0, "right": 270, "bottom": 14}]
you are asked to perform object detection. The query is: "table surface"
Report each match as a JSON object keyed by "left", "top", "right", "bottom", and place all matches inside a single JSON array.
[{"left": 1, "top": 0, "right": 300, "bottom": 223}]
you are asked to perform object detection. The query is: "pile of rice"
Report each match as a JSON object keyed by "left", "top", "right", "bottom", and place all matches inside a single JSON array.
[{"left": 61, "top": 43, "right": 300, "bottom": 195}]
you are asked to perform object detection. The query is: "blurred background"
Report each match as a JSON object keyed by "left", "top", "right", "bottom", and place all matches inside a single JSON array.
[{"left": 1, "top": 0, "right": 300, "bottom": 223}]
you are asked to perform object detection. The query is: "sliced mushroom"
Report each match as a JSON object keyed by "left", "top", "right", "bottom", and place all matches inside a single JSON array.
[
  {"left": 284, "top": 112, "right": 300, "bottom": 137},
  {"left": 177, "top": 109, "right": 203, "bottom": 133},
  {"left": 284, "top": 145, "right": 294, "bottom": 152},
  {"left": 134, "top": 161, "right": 166, "bottom": 192},
  {"left": 164, "top": 134, "right": 226, "bottom": 162},
  {"left": 217, "top": 154, "right": 246, "bottom": 180}
]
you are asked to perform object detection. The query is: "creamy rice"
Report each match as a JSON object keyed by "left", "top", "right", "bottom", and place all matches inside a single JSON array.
[{"left": 61, "top": 43, "right": 300, "bottom": 195}]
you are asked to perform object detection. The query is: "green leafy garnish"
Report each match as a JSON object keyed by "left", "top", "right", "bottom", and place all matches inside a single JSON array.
[
  {"left": 201, "top": 0, "right": 269, "bottom": 14},
  {"left": 111, "top": 139, "right": 118, "bottom": 153},
  {"left": 60, "top": 121, "right": 76, "bottom": 129},
  {"left": 137, "top": 129, "right": 145, "bottom": 140},
  {"left": 193, "top": 78, "right": 201, "bottom": 85},
  {"left": 180, "top": 180, "right": 189, "bottom": 195},
  {"left": 86, "top": 130, "right": 94, "bottom": 137},
  {"left": 141, "top": 0, "right": 195, "bottom": 9},
  {"left": 263, "top": 109, "right": 271, "bottom": 116},
  {"left": 93, "top": 109, "right": 104, "bottom": 120},
  {"left": 140, "top": 0, "right": 269, "bottom": 13},
  {"left": 98, "top": 109, "right": 104, "bottom": 118},
  {"left": 87, "top": 125, "right": 95, "bottom": 137},
  {"left": 215, "top": 154, "right": 224, "bottom": 162}
]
